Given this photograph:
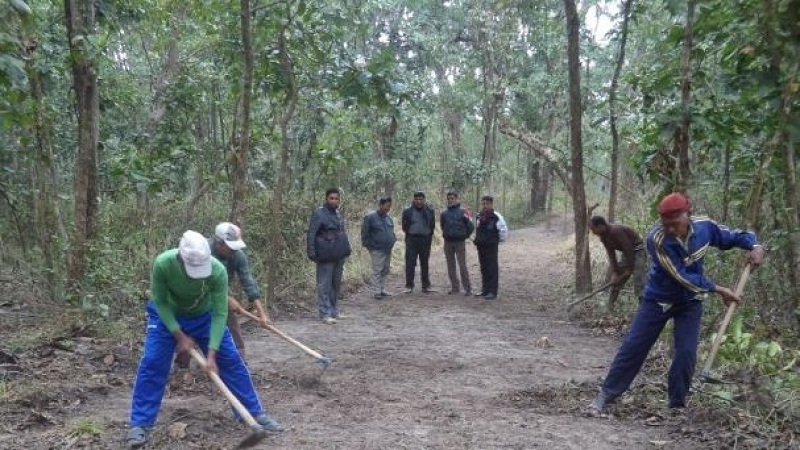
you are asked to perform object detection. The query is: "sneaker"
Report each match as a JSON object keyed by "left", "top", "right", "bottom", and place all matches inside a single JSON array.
[
  {"left": 474, "top": 292, "right": 487, "bottom": 297},
  {"left": 322, "top": 317, "right": 337, "bottom": 324},
  {"left": 588, "top": 392, "right": 615, "bottom": 415},
  {"left": 403, "top": 287, "right": 414, "bottom": 294},
  {"left": 380, "top": 291, "right": 394, "bottom": 297},
  {"left": 126, "top": 426, "right": 149, "bottom": 448},
  {"left": 421, "top": 287, "right": 435, "bottom": 294},
  {"left": 255, "top": 413, "right": 284, "bottom": 432},
  {"left": 484, "top": 293, "right": 497, "bottom": 300},
  {"left": 463, "top": 291, "right": 472, "bottom": 297}
]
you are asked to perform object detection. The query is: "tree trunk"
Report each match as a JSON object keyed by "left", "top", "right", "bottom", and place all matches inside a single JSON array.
[
  {"left": 608, "top": 0, "right": 633, "bottom": 222},
  {"left": 266, "top": 25, "right": 298, "bottom": 305},
  {"left": 65, "top": 0, "right": 100, "bottom": 299},
  {"left": 230, "top": 0, "right": 253, "bottom": 227},
  {"left": 563, "top": 0, "right": 591, "bottom": 293},
  {"left": 778, "top": 68, "right": 800, "bottom": 326},
  {"left": 672, "top": 0, "right": 695, "bottom": 192},
  {"left": 25, "top": 37, "right": 66, "bottom": 300}
]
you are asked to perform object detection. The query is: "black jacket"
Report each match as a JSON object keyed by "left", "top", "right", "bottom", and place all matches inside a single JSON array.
[
  {"left": 307, "top": 205, "right": 351, "bottom": 262},
  {"left": 440, "top": 203, "right": 474, "bottom": 241},
  {"left": 401, "top": 204, "right": 435, "bottom": 236}
]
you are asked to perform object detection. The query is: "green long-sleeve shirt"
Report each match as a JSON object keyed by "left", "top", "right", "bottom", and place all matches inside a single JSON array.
[{"left": 151, "top": 249, "right": 229, "bottom": 351}]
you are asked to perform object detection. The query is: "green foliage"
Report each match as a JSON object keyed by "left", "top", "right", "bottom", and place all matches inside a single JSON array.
[{"left": 67, "top": 418, "right": 105, "bottom": 438}]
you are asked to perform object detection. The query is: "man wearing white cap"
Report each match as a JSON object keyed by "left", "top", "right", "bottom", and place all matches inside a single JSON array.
[
  {"left": 174, "top": 222, "right": 271, "bottom": 366},
  {"left": 126, "top": 231, "right": 282, "bottom": 448}
]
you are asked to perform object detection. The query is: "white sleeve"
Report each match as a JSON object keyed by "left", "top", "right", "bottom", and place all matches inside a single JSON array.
[{"left": 496, "top": 212, "right": 509, "bottom": 242}]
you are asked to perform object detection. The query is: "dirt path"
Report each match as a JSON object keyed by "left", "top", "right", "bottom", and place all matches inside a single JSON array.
[{"left": 2, "top": 217, "right": 713, "bottom": 449}]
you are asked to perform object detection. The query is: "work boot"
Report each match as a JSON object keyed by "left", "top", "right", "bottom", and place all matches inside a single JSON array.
[
  {"left": 255, "top": 413, "right": 285, "bottom": 432},
  {"left": 126, "top": 426, "right": 149, "bottom": 448}
]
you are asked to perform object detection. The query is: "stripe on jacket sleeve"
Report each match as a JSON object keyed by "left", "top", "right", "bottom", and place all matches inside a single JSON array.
[{"left": 653, "top": 230, "right": 705, "bottom": 293}]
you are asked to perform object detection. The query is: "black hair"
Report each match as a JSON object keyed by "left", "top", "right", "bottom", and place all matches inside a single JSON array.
[
  {"left": 378, "top": 196, "right": 392, "bottom": 205},
  {"left": 325, "top": 187, "right": 340, "bottom": 198},
  {"left": 413, "top": 191, "right": 426, "bottom": 199},
  {"left": 590, "top": 216, "right": 608, "bottom": 227},
  {"left": 446, "top": 189, "right": 458, "bottom": 197},
  {"left": 481, "top": 195, "right": 494, "bottom": 202}
]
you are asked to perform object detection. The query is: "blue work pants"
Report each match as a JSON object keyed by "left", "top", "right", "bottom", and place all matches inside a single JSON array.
[
  {"left": 129, "top": 301, "right": 264, "bottom": 427},
  {"left": 601, "top": 298, "right": 703, "bottom": 408}
]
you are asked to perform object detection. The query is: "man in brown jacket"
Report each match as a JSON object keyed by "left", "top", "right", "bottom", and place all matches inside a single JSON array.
[{"left": 589, "top": 216, "right": 647, "bottom": 311}]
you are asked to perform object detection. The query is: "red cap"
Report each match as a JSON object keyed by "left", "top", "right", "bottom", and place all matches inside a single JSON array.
[{"left": 658, "top": 192, "right": 691, "bottom": 218}]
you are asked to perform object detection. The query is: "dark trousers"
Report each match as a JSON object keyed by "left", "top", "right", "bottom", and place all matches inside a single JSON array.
[
  {"left": 477, "top": 244, "right": 499, "bottom": 295},
  {"left": 405, "top": 234, "right": 432, "bottom": 289},
  {"left": 601, "top": 299, "right": 703, "bottom": 407}
]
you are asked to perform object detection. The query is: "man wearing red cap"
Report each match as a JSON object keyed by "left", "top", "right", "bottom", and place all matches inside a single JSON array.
[{"left": 589, "top": 192, "right": 765, "bottom": 414}]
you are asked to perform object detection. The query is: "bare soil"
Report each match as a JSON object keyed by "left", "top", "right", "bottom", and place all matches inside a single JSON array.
[{"left": 0, "top": 216, "right": 786, "bottom": 449}]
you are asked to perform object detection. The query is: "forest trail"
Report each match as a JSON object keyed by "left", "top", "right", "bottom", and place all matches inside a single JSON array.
[{"left": 2, "top": 216, "right": 719, "bottom": 449}]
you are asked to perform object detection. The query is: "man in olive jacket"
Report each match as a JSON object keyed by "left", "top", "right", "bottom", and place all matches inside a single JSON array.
[{"left": 361, "top": 196, "right": 397, "bottom": 299}]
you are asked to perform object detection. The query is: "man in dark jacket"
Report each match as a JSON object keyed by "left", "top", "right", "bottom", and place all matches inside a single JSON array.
[
  {"left": 401, "top": 191, "right": 436, "bottom": 294},
  {"left": 589, "top": 216, "right": 647, "bottom": 311},
  {"left": 474, "top": 195, "right": 508, "bottom": 300},
  {"left": 361, "top": 196, "right": 397, "bottom": 299},
  {"left": 589, "top": 192, "right": 765, "bottom": 415},
  {"left": 307, "top": 188, "right": 351, "bottom": 324},
  {"left": 440, "top": 190, "right": 475, "bottom": 296}
]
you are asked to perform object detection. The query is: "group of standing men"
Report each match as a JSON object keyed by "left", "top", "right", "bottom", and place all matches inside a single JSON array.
[{"left": 355, "top": 189, "right": 509, "bottom": 306}]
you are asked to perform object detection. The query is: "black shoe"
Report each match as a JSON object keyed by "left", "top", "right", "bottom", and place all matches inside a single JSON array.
[
  {"left": 373, "top": 293, "right": 384, "bottom": 300},
  {"left": 403, "top": 287, "right": 414, "bottom": 294},
  {"left": 484, "top": 293, "right": 497, "bottom": 300},
  {"left": 421, "top": 287, "right": 434, "bottom": 293},
  {"left": 463, "top": 291, "right": 472, "bottom": 297},
  {"left": 447, "top": 289, "right": 459, "bottom": 295}
]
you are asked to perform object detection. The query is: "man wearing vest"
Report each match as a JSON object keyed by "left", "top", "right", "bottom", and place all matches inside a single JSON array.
[
  {"left": 401, "top": 191, "right": 436, "bottom": 294},
  {"left": 440, "top": 190, "right": 475, "bottom": 296},
  {"left": 474, "top": 195, "right": 508, "bottom": 300}
]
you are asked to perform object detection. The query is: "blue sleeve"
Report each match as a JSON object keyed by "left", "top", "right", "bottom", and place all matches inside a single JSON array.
[
  {"left": 708, "top": 220, "right": 757, "bottom": 251},
  {"left": 649, "top": 229, "right": 716, "bottom": 294}
]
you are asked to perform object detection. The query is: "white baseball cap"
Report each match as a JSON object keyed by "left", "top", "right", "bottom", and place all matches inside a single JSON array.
[
  {"left": 214, "top": 222, "right": 246, "bottom": 250},
  {"left": 179, "top": 230, "right": 212, "bottom": 279}
]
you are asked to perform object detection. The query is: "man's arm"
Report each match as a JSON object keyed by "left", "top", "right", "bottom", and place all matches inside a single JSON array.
[
  {"left": 496, "top": 212, "right": 509, "bottom": 242},
  {"left": 401, "top": 208, "right": 410, "bottom": 234},
  {"left": 151, "top": 259, "right": 181, "bottom": 334},
  {"left": 307, "top": 209, "right": 321, "bottom": 260},
  {"left": 464, "top": 210, "right": 475, "bottom": 237},
  {"left": 361, "top": 213, "right": 371, "bottom": 248},
  {"left": 428, "top": 206, "right": 436, "bottom": 233},
  {"left": 207, "top": 268, "right": 229, "bottom": 352},
  {"left": 233, "top": 251, "right": 261, "bottom": 302},
  {"left": 649, "top": 230, "right": 716, "bottom": 293},
  {"left": 601, "top": 238, "right": 621, "bottom": 274}
]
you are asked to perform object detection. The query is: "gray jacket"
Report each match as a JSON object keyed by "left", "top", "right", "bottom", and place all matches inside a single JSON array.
[{"left": 361, "top": 211, "right": 396, "bottom": 252}]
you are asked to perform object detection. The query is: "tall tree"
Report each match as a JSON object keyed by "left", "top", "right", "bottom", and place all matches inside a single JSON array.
[
  {"left": 672, "top": 0, "right": 695, "bottom": 192},
  {"left": 230, "top": 0, "right": 254, "bottom": 226},
  {"left": 607, "top": 0, "right": 633, "bottom": 222},
  {"left": 563, "top": 0, "right": 591, "bottom": 293},
  {"left": 64, "top": 0, "right": 100, "bottom": 298}
]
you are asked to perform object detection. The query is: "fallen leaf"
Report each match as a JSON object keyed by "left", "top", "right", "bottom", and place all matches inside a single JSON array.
[{"left": 168, "top": 422, "right": 188, "bottom": 439}]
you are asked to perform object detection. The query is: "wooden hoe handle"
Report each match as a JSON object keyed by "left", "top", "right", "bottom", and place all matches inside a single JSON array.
[
  {"left": 234, "top": 305, "right": 326, "bottom": 360},
  {"left": 188, "top": 348, "right": 259, "bottom": 428},
  {"left": 701, "top": 264, "right": 752, "bottom": 377}
]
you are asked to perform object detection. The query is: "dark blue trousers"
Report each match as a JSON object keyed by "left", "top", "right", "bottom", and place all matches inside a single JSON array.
[
  {"left": 129, "top": 301, "right": 264, "bottom": 427},
  {"left": 601, "top": 298, "right": 703, "bottom": 407}
]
